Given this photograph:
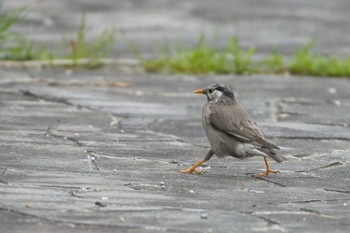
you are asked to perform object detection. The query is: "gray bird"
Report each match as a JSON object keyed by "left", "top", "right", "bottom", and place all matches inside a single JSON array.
[{"left": 180, "top": 83, "right": 286, "bottom": 177}]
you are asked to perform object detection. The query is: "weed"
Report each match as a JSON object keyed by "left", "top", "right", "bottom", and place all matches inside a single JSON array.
[
  {"left": 138, "top": 35, "right": 350, "bottom": 78},
  {"left": 0, "top": 3, "right": 114, "bottom": 67},
  {"left": 228, "top": 37, "right": 255, "bottom": 74},
  {"left": 67, "top": 14, "right": 115, "bottom": 68},
  {"left": 261, "top": 53, "right": 286, "bottom": 74},
  {"left": 0, "top": 1, "right": 24, "bottom": 43},
  {"left": 139, "top": 36, "right": 256, "bottom": 74},
  {"left": 138, "top": 35, "right": 228, "bottom": 74},
  {"left": 0, "top": 1, "right": 54, "bottom": 61},
  {"left": 171, "top": 36, "right": 228, "bottom": 74},
  {"left": 289, "top": 43, "right": 350, "bottom": 77}
]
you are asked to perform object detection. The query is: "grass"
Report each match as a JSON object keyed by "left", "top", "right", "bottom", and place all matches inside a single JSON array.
[
  {"left": 138, "top": 36, "right": 350, "bottom": 78},
  {"left": 0, "top": 1, "right": 56, "bottom": 61},
  {"left": 1, "top": 1, "right": 350, "bottom": 76},
  {"left": 228, "top": 37, "right": 255, "bottom": 74},
  {"left": 138, "top": 35, "right": 227, "bottom": 74},
  {"left": 289, "top": 43, "right": 350, "bottom": 77},
  {"left": 139, "top": 35, "right": 256, "bottom": 75},
  {"left": 0, "top": 2, "right": 115, "bottom": 68},
  {"left": 67, "top": 14, "right": 115, "bottom": 68}
]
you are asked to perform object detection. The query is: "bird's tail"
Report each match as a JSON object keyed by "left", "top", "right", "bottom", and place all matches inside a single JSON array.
[{"left": 258, "top": 147, "right": 287, "bottom": 163}]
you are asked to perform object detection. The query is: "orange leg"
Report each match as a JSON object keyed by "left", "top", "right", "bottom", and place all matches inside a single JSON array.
[
  {"left": 258, "top": 157, "right": 280, "bottom": 177},
  {"left": 180, "top": 159, "right": 208, "bottom": 174}
]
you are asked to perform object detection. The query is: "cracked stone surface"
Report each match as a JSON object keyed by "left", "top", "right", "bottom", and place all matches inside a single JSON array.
[
  {"left": 1, "top": 69, "right": 349, "bottom": 233},
  {"left": 1, "top": 0, "right": 350, "bottom": 232}
]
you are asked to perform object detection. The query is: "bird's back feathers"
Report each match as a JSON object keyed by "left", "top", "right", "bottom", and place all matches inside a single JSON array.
[{"left": 207, "top": 101, "right": 279, "bottom": 150}]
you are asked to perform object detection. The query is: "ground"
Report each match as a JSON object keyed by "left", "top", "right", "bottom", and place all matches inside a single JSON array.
[{"left": 1, "top": 1, "right": 350, "bottom": 232}]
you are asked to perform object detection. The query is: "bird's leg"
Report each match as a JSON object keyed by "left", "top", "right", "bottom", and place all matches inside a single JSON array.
[
  {"left": 180, "top": 150, "right": 214, "bottom": 174},
  {"left": 258, "top": 156, "right": 280, "bottom": 177}
]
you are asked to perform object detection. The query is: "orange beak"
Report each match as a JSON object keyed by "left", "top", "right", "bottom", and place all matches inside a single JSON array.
[{"left": 193, "top": 89, "right": 205, "bottom": 94}]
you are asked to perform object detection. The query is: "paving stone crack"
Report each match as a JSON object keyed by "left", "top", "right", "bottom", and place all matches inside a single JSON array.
[
  {"left": 0, "top": 206, "right": 64, "bottom": 225},
  {"left": 274, "top": 136, "right": 350, "bottom": 141},
  {"left": 45, "top": 126, "right": 100, "bottom": 171},
  {"left": 241, "top": 211, "right": 280, "bottom": 226},
  {"left": 256, "top": 177, "right": 287, "bottom": 187},
  {"left": 0, "top": 206, "right": 142, "bottom": 230},
  {"left": 44, "top": 126, "right": 184, "bottom": 170},
  {"left": 315, "top": 122, "right": 349, "bottom": 127},
  {"left": 298, "top": 208, "right": 343, "bottom": 219},
  {"left": 323, "top": 188, "right": 350, "bottom": 194},
  {"left": 21, "top": 89, "right": 122, "bottom": 132},
  {"left": 141, "top": 118, "right": 162, "bottom": 131},
  {"left": 109, "top": 115, "right": 126, "bottom": 133},
  {"left": 291, "top": 198, "right": 350, "bottom": 203},
  {"left": 297, "top": 162, "right": 344, "bottom": 173},
  {"left": 21, "top": 90, "right": 80, "bottom": 108},
  {"left": 0, "top": 168, "right": 8, "bottom": 185},
  {"left": 68, "top": 190, "right": 86, "bottom": 198},
  {"left": 247, "top": 210, "right": 343, "bottom": 220}
]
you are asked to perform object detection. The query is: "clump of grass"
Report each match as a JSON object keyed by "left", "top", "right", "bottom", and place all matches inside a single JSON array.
[
  {"left": 139, "top": 35, "right": 256, "bottom": 74},
  {"left": 289, "top": 43, "right": 350, "bottom": 77},
  {"left": 260, "top": 53, "right": 286, "bottom": 74},
  {"left": 137, "top": 36, "right": 258, "bottom": 75},
  {"left": 138, "top": 35, "right": 350, "bottom": 78},
  {"left": 0, "top": 1, "right": 54, "bottom": 61},
  {"left": 228, "top": 37, "right": 255, "bottom": 74},
  {"left": 2, "top": 36, "right": 55, "bottom": 61},
  {"left": 139, "top": 35, "right": 228, "bottom": 74},
  {"left": 170, "top": 35, "right": 228, "bottom": 74},
  {"left": 0, "top": 2, "right": 114, "bottom": 67},
  {"left": 0, "top": 1, "right": 24, "bottom": 42},
  {"left": 67, "top": 14, "right": 115, "bottom": 68}
]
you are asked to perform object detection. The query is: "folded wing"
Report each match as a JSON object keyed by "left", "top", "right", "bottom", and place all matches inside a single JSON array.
[{"left": 208, "top": 103, "right": 279, "bottom": 150}]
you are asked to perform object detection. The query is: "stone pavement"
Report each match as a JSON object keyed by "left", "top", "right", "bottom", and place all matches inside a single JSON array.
[
  {"left": 1, "top": 0, "right": 350, "bottom": 232},
  {"left": 1, "top": 69, "right": 349, "bottom": 232}
]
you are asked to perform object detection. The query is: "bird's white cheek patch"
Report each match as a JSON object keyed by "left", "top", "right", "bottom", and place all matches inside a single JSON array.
[{"left": 213, "top": 90, "right": 223, "bottom": 98}]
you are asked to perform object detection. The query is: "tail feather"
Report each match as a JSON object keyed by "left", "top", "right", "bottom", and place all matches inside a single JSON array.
[{"left": 258, "top": 147, "right": 287, "bottom": 163}]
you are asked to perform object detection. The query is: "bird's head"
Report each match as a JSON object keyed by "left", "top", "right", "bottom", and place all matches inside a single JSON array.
[{"left": 193, "top": 83, "right": 235, "bottom": 102}]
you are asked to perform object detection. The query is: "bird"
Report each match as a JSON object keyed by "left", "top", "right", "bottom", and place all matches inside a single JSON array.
[{"left": 180, "top": 83, "right": 286, "bottom": 177}]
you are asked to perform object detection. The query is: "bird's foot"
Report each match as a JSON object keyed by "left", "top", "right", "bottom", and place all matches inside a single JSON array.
[
  {"left": 180, "top": 159, "right": 207, "bottom": 174},
  {"left": 256, "top": 157, "right": 281, "bottom": 177},
  {"left": 180, "top": 167, "right": 203, "bottom": 174},
  {"left": 257, "top": 168, "right": 280, "bottom": 177}
]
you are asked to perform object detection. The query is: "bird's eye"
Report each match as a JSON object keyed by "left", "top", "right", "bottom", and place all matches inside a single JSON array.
[{"left": 208, "top": 89, "right": 213, "bottom": 94}]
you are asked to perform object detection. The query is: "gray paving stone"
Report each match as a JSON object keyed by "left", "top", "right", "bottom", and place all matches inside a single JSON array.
[{"left": 1, "top": 70, "right": 350, "bottom": 232}]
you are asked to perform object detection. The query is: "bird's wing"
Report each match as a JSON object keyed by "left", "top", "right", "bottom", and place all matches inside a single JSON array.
[{"left": 209, "top": 103, "right": 279, "bottom": 149}]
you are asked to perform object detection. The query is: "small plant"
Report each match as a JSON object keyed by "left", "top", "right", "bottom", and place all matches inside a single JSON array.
[
  {"left": 261, "top": 53, "right": 286, "bottom": 74},
  {"left": 138, "top": 35, "right": 228, "bottom": 74},
  {"left": 138, "top": 35, "right": 350, "bottom": 78},
  {"left": 67, "top": 14, "right": 115, "bottom": 67},
  {"left": 0, "top": 1, "right": 54, "bottom": 61},
  {"left": 228, "top": 37, "right": 255, "bottom": 74},
  {"left": 0, "top": 1, "right": 24, "bottom": 41},
  {"left": 289, "top": 43, "right": 350, "bottom": 77},
  {"left": 170, "top": 35, "right": 228, "bottom": 74},
  {"left": 0, "top": 2, "right": 115, "bottom": 67},
  {"left": 138, "top": 36, "right": 256, "bottom": 74},
  {"left": 2, "top": 35, "right": 55, "bottom": 61}
]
